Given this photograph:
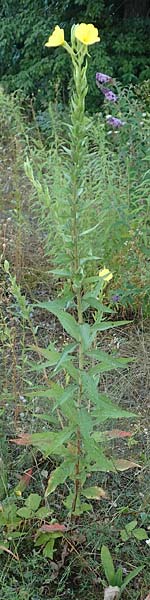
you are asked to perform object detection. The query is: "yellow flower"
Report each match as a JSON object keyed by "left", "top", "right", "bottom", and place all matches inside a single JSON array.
[
  {"left": 15, "top": 490, "right": 22, "bottom": 497},
  {"left": 75, "top": 23, "right": 100, "bottom": 45},
  {"left": 45, "top": 26, "right": 64, "bottom": 48},
  {"left": 99, "top": 267, "right": 113, "bottom": 282}
]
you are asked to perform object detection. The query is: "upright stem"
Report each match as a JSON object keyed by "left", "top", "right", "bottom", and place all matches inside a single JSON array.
[{"left": 70, "top": 50, "right": 88, "bottom": 515}]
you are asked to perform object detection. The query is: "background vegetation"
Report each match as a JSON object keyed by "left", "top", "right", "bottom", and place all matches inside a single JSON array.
[{"left": 1, "top": 0, "right": 150, "bottom": 113}]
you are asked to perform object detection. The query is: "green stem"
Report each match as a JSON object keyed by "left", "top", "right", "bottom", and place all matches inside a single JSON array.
[{"left": 69, "top": 45, "right": 88, "bottom": 516}]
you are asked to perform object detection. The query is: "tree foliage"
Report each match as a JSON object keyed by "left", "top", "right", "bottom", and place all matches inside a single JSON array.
[{"left": 0, "top": 0, "right": 150, "bottom": 112}]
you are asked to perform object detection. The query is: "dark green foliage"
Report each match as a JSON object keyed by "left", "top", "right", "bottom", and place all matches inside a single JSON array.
[{"left": 0, "top": 1, "right": 150, "bottom": 112}]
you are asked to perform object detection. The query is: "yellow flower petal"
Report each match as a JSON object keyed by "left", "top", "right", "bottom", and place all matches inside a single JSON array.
[
  {"left": 99, "top": 267, "right": 113, "bottom": 282},
  {"left": 75, "top": 23, "right": 100, "bottom": 46},
  {"left": 45, "top": 26, "right": 64, "bottom": 48}
]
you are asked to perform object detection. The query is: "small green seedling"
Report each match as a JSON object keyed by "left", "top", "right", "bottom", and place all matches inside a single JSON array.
[
  {"left": 101, "top": 544, "right": 144, "bottom": 598},
  {"left": 120, "top": 519, "right": 147, "bottom": 542}
]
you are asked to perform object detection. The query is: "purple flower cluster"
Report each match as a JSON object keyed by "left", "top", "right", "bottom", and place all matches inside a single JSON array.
[
  {"left": 101, "top": 87, "right": 118, "bottom": 102},
  {"left": 96, "top": 71, "right": 117, "bottom": 103},
  {"left": 106, "top": 115, "right": 125, "bottom": 128},
  {"left": 96, "top": 72, "right": 112, "bottom": 84},
  {"left": 95, "top": 70, "right": 125, "bottom": 129}
]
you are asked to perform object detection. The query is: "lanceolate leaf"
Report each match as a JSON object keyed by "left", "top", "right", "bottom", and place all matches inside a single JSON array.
[
  {"left": 78, "top": 408, "right": 93, "bottom": 439},
  {"left": 93, "top": 394, "right": 136, "bottom": 422},
  {"left": 92, "top": 430, "right": 132, "bottom": 442},
  {"left": 29, "top": 345, "right": 60, "bottom": 364},
  {"left": 101, "top": 545, "right": 115, "bottom": 585},
  {"left": 120, "top": 566, "right": 144, "bottom": 593},
  {"left": 90, "top": 320, "right": 131, "bottom": 343},
  {"left": 36, "top": 298, "right": 73, "bottom": 312},
  {"left": 36, "top": 301, "right": 80, "bottom": 342},
  {"left": 89, "top": 357, "right": 133, "bottom": 376},
  {"left": 11, "top": 428, "right": 73, "bottom": 457},
  {"left": 81, "top": 372, "right": 135, "bottom": 422},
  {"left": 28, "top": 382, "right": 65, "bottom": 400},
  {"left": 85, "top": 440, "right": 116, "bottom": 472},
  {"left": 57, "top": 312, "right": 80, "bottom": 341},
  {"left": 52, "top": 384, "right": 77, "bottom": 411},
  {"left": 82, "top": 296, "right": 111, "bottom": 313},
  {"left": 115, "top": 566, "right": 123, "bottom": 587},
  {"left": 79, "top": 323, "right": 91, "bottom": 351},
  {"left": 82, "top": 486, "right": 108, "bottom": 499},
  {"left": 53, "top": 343, "right": 77, "bottom": 373},
  {"left": 45, "top": 460, "right": 75, "bottom": 496}
]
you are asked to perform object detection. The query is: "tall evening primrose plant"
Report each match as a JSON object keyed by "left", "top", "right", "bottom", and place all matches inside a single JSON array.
[{"left": 21, "top": 24, "right": 138, "bottom": 520}]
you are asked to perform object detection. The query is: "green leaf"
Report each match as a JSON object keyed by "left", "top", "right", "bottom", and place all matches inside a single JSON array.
[
  {"left": 50, "top": 269, "right": 72, "bottom": 277},
  {"left": 52, "top": 384, "right": 77, "bottom": 411},
  {"left": 86, "top": 441, "right": 115, "bottom": 472},
  {"left": 125, "top": 520, "right": 137, "bottom": 533},
  {"left": 120, "top": 529, "right": 129, "bottom": 542},
  {"left": 93, "top": 394, "right": 136, "bottom": 422},
  {"left": 101, "top": 545, "right": 115, "bottom": 585},
  {"left": 63, "top": 491, "right": 93, "bottom": 515},
  {"left": 64, "top": 360, "right": 79, "bottom": 382},
  {"left": 29, "top": 428, "right": 73, "bottom": 457},
  {"left": 35, "top": 532, "right": 51, "bottom": 547},
  {"left": 57, "top": 312, "right": 80, "bottom": 341},
  {"left": 72, "top": 502, "right": 93, "bottom": 516},
  {"left": 82, "top": 296, "right": 111, "bottom": 313},
  {"left": 91, "top": 320, "right": 131, "bottom": 343},
  {"left": 87, "top": 348, "right": 133, "bottom": 375},
  {"left": 115, "top": 566, "right": 123, "bottom": 587},
  {"left": 34, "top": 413, "right": 58, "bottom": 426},
  {"left": 45, "top": 460, "right": 75, "bottom": 496},
  {"left": 36, "top": 301, "right": 80, "bottom": 342},
  {"left": 36, "top": 507, "right": 53, "bottom": 519},
  {"left": 89, "top": 356, "right": 133, "bottom": 376},
  {"left": 28, "top": 382, "right": 65, "bottom": 401},
  {"left": 133, "top": 528, "right": 147, "bottom": 540},
  {"left": 53, "top": 343, "right": 77, "bottom": 373},
  {"left": 78, "top": 408, "right": 93, "bottom": 439},
  {"left": 29, "top": 360, "right": 59, "bottom": 372},
  {"left": 36, "top": 298, "right": 72, "bottom": 312},
  {"left": 30, "top": 345, "right": 60, "bottom": 365},
  {"left": 79, "top": 323, "right": 91, "bottom": 351},
  {"left": 81, "top": 372, "right": 135, "bottom": 423},
  {"left": 17, "top": 507, "right": 32, "bottom": 519},
  {"left": 25, "top": 493, "right": 41, "bottom": 512},
  {"left": 43, "top": 539, "right": 55, "bottom": 559},
  {"left": 79, "top": 222, "right": 101, "bottom": 236},
  {"left": 121, "top": 566, "right": 144, "bottom": 593}
]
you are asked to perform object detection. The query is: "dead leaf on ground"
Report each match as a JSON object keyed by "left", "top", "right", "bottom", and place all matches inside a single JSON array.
[
  {"left": 115, "top": 459, "right": 141, "bottom": 471},
  {"left": 40, "top": 523, "right": 66, "bottom": 533},
  {"left": 10, "top": 434, "right": 31, "bottom": 445}
]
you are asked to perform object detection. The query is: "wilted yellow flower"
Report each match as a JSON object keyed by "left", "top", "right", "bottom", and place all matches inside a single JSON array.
[
  {"left": 99, "top": 267, "right": 113, "bottom": 282},
  {"left": 15, "top": 490, "right": 22, "bottom": 497},
  {"left": 75, "top": 23, "right": 100, "bottom": 45},
  {"left": 45, "top": 26, "right": 64, "bottom": 48}
]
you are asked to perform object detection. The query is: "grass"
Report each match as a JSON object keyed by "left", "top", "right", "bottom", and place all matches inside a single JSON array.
[{"left": 0, "top": 88, "right": 150, "bottom": 599}]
